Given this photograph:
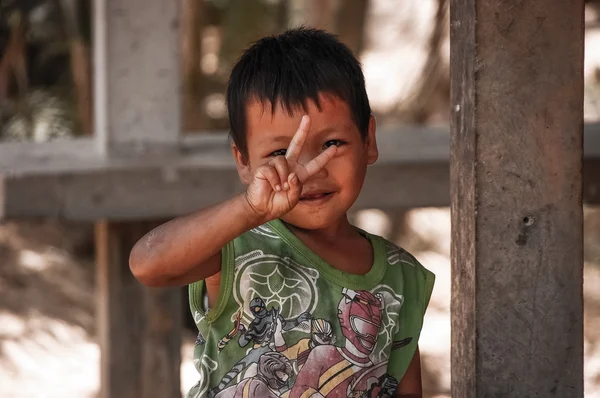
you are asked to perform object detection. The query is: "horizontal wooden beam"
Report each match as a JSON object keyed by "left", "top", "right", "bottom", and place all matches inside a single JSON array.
[{"left": 1, "top": 124, "right": 599, "bottom": 220}]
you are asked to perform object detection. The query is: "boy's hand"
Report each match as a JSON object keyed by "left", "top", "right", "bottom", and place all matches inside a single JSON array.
[{"left": 245, "top": 115, "right": 337, "bottom": 222}]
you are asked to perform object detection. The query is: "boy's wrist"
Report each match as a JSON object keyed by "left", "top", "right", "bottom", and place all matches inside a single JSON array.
[{"left": 234, "top": 192, "right": 270, "bottom": 229}]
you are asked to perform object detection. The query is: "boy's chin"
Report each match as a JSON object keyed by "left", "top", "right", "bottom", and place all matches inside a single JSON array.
[{"left": 280, "top": 208, "right": 347, "bottom": 231}]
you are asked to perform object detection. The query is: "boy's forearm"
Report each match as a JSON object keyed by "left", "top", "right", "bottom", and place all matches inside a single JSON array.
[{"left": 130, "top": 193, "right": 263, "bottom": 286}]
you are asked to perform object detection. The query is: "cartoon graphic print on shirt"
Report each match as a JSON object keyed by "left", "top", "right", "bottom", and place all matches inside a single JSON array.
[
  {"left": 289, "top": 289, "right": 393, "bottom": 398},
  {"left": 233, "top": 250, "right": 321, "bottom": 327},
  {"left": 250, "top": 224, "right": 281, "bottom": 239},
  {"left": 209, "top": 290, "right": 408, "bottom": 397},
  {"left": 191, "top": 246, "right": 420, "bottom": 398},
  {"left": 273, "top": 317, "right": 336, "bottom": 372},
  {"left": 214, "top": 351, "right": 294, "bottom": 398},
  {"left": 208, "top": 297, "right": 311, "bottom": 397},
  {"left": 187, "top": 224, "right": 436, "bottom": 398}
]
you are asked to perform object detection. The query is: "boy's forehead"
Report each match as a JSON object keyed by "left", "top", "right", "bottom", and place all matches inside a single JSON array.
[
  {"left": 246, "top": 98, "right": 307, "bottom": 123},
  {"left": 245, "top": 93, "right": 352, "bottom": 136}
]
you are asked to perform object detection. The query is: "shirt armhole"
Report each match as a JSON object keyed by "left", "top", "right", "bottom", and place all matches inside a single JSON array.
[
  {"left": 422, "top": 268, "right": 436, "bottom": 315},
  {"left": 387, "top": 261, "right": 435, "bottom": 384},
  {"left": 188, "top": 240, "right": 235, "bottom": 324}
]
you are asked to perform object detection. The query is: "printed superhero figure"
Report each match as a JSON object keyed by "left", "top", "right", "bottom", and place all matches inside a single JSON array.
[
  {"left": 365, "top": 374, "right": 398, "bottom": 398},
  {"left": 218, "top": 298, "right": 311, "bottom": 351},
  {"left": 289, "top": 289, "right": 396, "bottom": 398},
  {"left": 347, "top": 373, "right": 398, "bottom": 398},
  {"left": 209, "top": 297, "right": 310, "bottom": 397},
  {"left": 273, "top": 318, "right": 335, "bottom": 371},
  {"left": 240, "top": 297, "right": 311, "bottom": 347},
  {"left": 214, "top": 351, "right": 294, "bottom": 398},
  {"left": 195, "top": 331, "right": 206, "bottom": 346}
]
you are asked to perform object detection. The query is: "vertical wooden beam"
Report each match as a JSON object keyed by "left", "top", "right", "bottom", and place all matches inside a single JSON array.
[
  {"left": 94, "top": 0, "right": 181, "bottom": 154},
  {"left": 450, "top": 0, "right": 584, "bottom": 397},
  {"left": 96, "top": 221, "right": 181, "bottom": 398},
  {"left": 93, "top": 0, "right": 182, "bottom": 396}
]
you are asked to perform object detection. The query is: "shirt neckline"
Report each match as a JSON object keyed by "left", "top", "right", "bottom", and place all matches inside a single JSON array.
[{"left": 267, "top": 218, "right": 387, "bottom": 290}]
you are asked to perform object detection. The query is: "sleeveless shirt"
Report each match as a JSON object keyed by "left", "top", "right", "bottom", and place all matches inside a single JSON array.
[{"left": 187, "top": 219, "right": 435, "bottom": 398}]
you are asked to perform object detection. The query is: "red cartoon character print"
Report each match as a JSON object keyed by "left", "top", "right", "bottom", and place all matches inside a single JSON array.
[{"left": 289, "top": 288, "right": 397, "bottom": 397}]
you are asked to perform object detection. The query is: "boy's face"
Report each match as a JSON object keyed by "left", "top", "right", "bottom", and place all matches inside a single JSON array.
[{"left": 233, "top": 93, "right": 378, "bottom": 230}]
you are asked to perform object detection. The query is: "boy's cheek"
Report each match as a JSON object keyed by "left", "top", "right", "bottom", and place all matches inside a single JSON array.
[{"left": 237, "top": 166, "right": 254, "bottom": 185}]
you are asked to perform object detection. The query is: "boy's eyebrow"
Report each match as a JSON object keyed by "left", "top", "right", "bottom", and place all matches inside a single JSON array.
[
  {"left": 258, "top": 124, "right": 350, "bottom": 146},
  {"left": 261, "top": 136, "right": 292, "bottom": 146},
  {"left": 281, "top": 125, "right": 348, "bottom": 139},
  {"left": 312, "top": 125, "right": 343, "bottom": 135}
]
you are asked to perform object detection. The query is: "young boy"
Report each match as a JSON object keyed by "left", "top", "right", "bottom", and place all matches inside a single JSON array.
[{"left": 130, "top": 27, "right": 434, "bottom": 398}]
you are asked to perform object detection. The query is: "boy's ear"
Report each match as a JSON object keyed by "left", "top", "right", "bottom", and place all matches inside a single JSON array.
[
  {"left": 366, "top": 114, "right": 378, "bottom": 165},
  {"left": 231, "top": 145, "right": 253, "bottom": 184}
]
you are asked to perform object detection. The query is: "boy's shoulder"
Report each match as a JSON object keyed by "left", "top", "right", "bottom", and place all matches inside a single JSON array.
[
  {"left": 369, "top": 233, "right": 435, "bottom": 302},
  {"left": 380, "top": 236, "right": 413, "bottom": 264},
  {"left": 363, "top": 230, "right": 425, "bottom": 270}
]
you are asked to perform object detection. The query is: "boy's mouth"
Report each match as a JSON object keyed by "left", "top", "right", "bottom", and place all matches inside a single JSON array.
[{"left": 299, "top": 191, "right": 333, "bottom": 202}]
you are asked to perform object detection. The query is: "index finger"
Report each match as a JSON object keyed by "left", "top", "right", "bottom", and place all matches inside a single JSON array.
[
  {"left": 298, "top": 145, "right": 337, "bottom": 182},
  {"left": 285, "top": 115, "right": 311, "bottom": 161}
]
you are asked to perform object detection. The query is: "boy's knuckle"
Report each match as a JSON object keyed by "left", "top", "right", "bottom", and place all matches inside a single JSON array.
[
  {"left": 262, "top": 163, "right": 275, "bottom": 172},
  {"left": 274, "top": 156, "right": 286, "bottom": 166}
]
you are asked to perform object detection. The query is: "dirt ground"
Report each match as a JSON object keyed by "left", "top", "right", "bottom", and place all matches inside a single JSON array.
[{"left": 0, "top": 208, "right": 598, "bottom": 397}]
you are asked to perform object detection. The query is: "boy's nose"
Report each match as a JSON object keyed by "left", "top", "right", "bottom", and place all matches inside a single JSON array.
[
  {"left": 299, "top": 151, "right": 329, "bottom": 179},
  {"left": 310, "top": 167, "right": 328, "bottom": 180}
]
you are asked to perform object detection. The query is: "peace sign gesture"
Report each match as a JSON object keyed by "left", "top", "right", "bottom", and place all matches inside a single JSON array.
[{"left": 245, "top": 115, "right": 338, "bottom": 222}]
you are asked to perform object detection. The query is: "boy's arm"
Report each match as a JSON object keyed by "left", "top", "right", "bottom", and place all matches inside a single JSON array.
[
  {"left": 396, "top": 347, "right": 423, "bottom": 398},
  {"left": 129, "top": 194, "right": 261, "bottom": 287},
  {"left": 129, "top": 115, "right": 337, "bottom": 288}
]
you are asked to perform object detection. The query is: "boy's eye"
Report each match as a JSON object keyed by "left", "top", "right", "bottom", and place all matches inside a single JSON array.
[
  {"left": 269, "top": 149, "right": 287, "bottom": 157},
  {"left": 323, "top": 140, "right": 345, "bottom": 149}
]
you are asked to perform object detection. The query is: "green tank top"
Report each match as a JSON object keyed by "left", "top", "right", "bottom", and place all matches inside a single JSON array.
[{"left": 187, "top": 219, "right": 434, "bottom": 398}]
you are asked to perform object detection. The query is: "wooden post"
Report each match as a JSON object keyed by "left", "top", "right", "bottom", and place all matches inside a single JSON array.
[
  {"left": 450, "top": 0, "right": 584, "bottom": 397},
  {"left": 93, "top": 0, "right": 182, "bottom": 396},
  {"left": 96, "top": 221, "right": 181, "bottom": 398}
]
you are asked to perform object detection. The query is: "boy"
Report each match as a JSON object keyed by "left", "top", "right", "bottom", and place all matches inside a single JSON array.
[{"left": 130, "top": 28, "right": 434, "bottom": 398}]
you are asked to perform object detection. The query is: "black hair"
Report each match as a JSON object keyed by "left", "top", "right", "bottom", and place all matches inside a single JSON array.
[{"left": 226, "top": 27, "right": 371, "bottom": 157}]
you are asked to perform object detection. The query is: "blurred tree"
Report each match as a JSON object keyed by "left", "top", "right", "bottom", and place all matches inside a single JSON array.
[
  {"left": 400, "top": 0, "right": 449, "bottom": 124},
  {"left": 336, "top": 0, "right": 369, "bottom": 56},
  {"left": 288, "top": 0, "right": 338, "bottom": 31},
  {"left": 181, "top": 0, "right": 207, "bottom": 131},
  {"left": 0, "top": 4, "right": 30, "bottom": 105},
  {"left": 287, "top": 0, "right": 369, "bottom": 56},
  {"left": 182, "top": 0, "right": 289, "bottom": 132},
  {"left": 218, "top": 0, "right": 285, "bottom": 68},
  {"left": 0, "top": 0, "right": 90, "bottom": 141},
  {"left": 57, "top": 0, "right": 92, "bottom": 135}
]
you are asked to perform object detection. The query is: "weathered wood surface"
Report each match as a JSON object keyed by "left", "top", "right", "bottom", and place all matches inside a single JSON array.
[
  {"left": 1, "top": 124, "right": 599, "bottom": 220},
  {"left": 94, "top": 0, "right": 180, "bottom": 154},
  {"left": 92, "top": 1, "right": 182, "bottom": 397},
  {"left": 450, "top": 0, "right": 584, "bottom": 397},
  {"left": 96, "top": 221, "right": 181, "bottom": 398}
]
